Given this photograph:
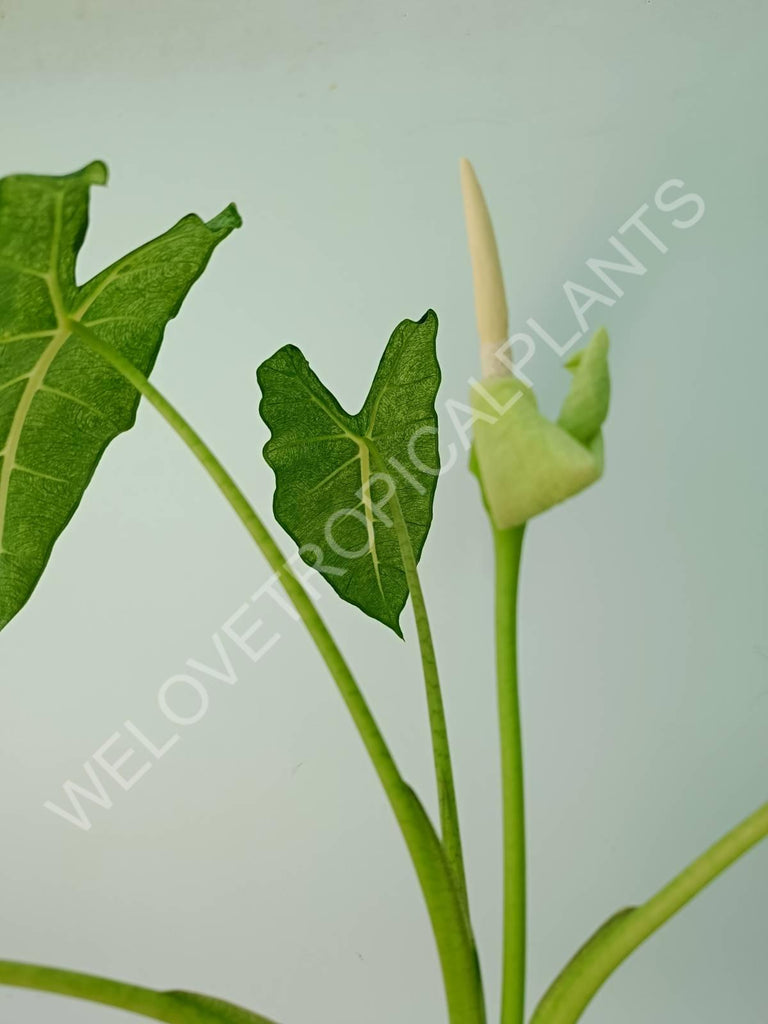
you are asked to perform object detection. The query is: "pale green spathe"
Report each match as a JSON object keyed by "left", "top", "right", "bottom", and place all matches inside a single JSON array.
[{"left": 471, "top": 328, "right": 610, "bottom": 529}]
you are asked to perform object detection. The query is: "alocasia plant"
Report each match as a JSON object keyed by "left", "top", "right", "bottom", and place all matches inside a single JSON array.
[{"left": 0, "top": 158, "right": 765, "bottom": 1024}]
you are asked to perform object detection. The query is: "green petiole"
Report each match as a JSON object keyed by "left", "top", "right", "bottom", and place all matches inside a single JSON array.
[
  {"left": 493, "top": 525, "right": 527, "bottom": 1024},
  {"left": 67, "top": 319, "right": 486, "bottom": 1024},
  {"left": 0, "top": 961, "right": 277, "bottom": 1024},
  {"left": 371, "top": 443, "right": 471, "bottom": 919},
  {"left": 530, "top": 800, "right": 768, "bottom": 1024}
]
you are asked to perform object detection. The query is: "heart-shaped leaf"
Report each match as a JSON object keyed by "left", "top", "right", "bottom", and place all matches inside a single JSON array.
[
  {"left": 257, "top": 311, "right": 441, "bottom": 635},
  {"left": 0, "top": 161, "right": 240, "bottom": 631}
]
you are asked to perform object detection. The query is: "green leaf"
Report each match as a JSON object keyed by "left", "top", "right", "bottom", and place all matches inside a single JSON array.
[
  {"left": 257, "top": 311, "right": 440, "bottom": 635},
  {"left": 0, "top": 161, "right": 241, "bottom": 630}
]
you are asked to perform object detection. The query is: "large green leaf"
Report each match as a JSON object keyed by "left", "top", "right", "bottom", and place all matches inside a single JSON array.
[
  {"left": 0, "top": 161, "right": 240, "bottom": 630},
  {"left": 257, "top": 311, "right": 441, "bottom": 635}
]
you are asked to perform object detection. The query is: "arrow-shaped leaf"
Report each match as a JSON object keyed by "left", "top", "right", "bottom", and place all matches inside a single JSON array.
[
  {"left": 0, "top": 161, "right": 240, "bottom": 631},
  {"left": 257, "top": 311, "right": 441, "bottom": 635}
]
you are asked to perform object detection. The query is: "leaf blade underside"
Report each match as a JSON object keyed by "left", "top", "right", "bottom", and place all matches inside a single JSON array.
[
  {"left": 0, "top": 161, "right": 240, "bottom": 631},
  {"left": 257, "top": 311, "right": 441, "bottom": 634}
]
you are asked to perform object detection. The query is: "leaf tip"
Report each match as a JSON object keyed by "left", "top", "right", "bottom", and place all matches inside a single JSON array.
[
  {"left": 206, "top": 202, "right": 243, "bottom": 234},
  {"left": 81, "top": 160, "right": 109, "bottom": 187},
  {"left": 419, "top": 308, "right": 439, "bottom": 330},
  {"left": 382, "top": 605, "right": 406, "bottom": 639}
]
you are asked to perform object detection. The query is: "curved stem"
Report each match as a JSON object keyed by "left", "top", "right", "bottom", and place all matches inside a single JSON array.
[
  {"left": 67, "top": 320, "right": 485, "bottom": 1024},
  {"left": 494, "top": 525, "right": 527, "bottom": 1024},
  {"left": 0, "top": 962, "right": 276, "bottom": 1023},
  {"left": 530, "top": 801, "right": 768, "bottom": 1024},
  {"left": 372, "top": 446, "right": 470, "bottom": 917}
]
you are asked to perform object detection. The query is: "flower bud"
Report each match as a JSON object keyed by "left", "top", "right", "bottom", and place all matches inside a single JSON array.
[
  {"left": 460, "top": 157, "right": 611, "bottom": 529},
  {"left": 470, "top": 328, "right": 610, "bottom": 528}
]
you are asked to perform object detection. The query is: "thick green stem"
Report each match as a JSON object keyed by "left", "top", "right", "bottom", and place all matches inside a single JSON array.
[
  {"left": 0, "top": 962, "right": 275, "bottom": 1023},
  {"left": 494, "top": 524, "right": 527, "bottom": 1024},
  {"left": 66, "top": 320, "right": 485, "bottom": 1024},
  {"left": 372, "top": 446, "right": 470, "bottom": 918},
  {"left": 530, "top": 801, "right": 768, "bottom": 1024}
]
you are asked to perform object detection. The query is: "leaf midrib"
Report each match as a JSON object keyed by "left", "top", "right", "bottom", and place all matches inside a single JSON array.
[
  {"left": 356, "top": 439, "right": 385, "bottom": 598},
  {"left": 0, "top": 192, "right": 122, "bottom": 557},
  {"left": 275, "top": 334, "right": 427, "bottom": 614},
  {"left": 291, "top": 373, "right": 392, "bottom": 604}
]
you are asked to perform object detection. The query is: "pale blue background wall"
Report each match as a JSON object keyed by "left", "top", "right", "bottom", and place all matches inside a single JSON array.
[{"left": 0, "top": 2, "right": 766, "bottom": 1022}]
